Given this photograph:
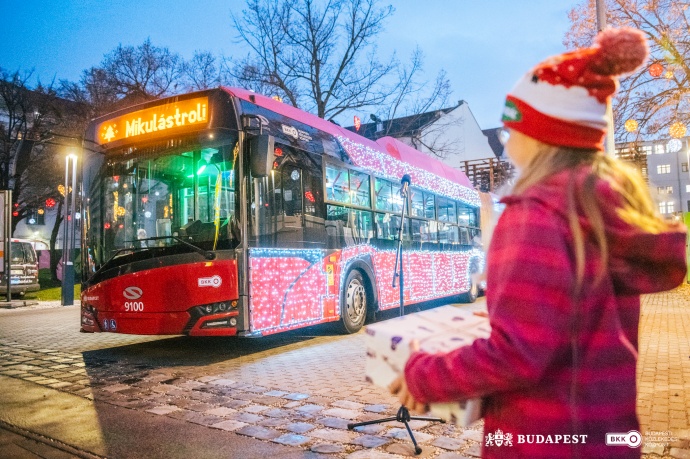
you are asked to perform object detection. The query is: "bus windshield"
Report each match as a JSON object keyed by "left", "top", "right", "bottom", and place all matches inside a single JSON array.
[{"left": 85, "top": 138, "right": 239, "bottom": 274}]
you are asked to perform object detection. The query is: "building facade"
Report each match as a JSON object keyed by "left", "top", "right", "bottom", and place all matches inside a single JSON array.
[{"left": 615, "top": 136, "right": 690, "bottom": 219}]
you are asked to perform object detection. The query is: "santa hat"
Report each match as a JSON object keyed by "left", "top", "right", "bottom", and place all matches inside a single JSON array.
[{"left": 502, "top": 27, "right": 649, "bottom": 150}]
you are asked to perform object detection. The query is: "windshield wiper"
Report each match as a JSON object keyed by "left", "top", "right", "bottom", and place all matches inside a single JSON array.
[
  {"left": 88, "top": 236, "right": 215, "bottom": 284},
  {"left": 135, "top": 236, "right": 216, "bottom": 260}
]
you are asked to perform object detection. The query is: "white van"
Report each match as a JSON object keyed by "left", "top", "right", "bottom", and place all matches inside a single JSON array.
[{"left": 0, "top": 239, "right": 40, "bottom": 297}]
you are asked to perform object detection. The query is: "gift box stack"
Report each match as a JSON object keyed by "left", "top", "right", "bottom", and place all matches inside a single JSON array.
[{"left": 364, "top": 304, "right": 491, "bottom": 427}]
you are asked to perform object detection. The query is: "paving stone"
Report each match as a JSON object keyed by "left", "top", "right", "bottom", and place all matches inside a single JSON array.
[
  {"left": 181, "top": 412, "right": 225, "bottom": 426},
  {"left": 283, "top": 401, "right": 302, "bottom": 408},
  {"left": 221, "top": 399, "right": 250, "bottom": 409},
  {"left": 145, "top": 405, "right": 180, "bottom": 415},
  {"left": 208, "top": 378, "right": 237, "bottom": 387},
  {"left": 463, "top": 443, "right": 482, "bottom": 458},
  {"left": 309, "top": 428, "right": 357, "bottom": 443},
  {"left": 437, "top": 453, "right": 472, "bottom": 459},
  {"left": 460, "top": 430, "right": 483, "bottom": 442},
  {"left": 346, "top": 450, "right": 400, "bottom": 458},
  {"left": 433, "top": 436, "right": 465, "bottom": 451},
  {"left": 297, "top": 404, "right": 325, "bottom": 415},
  {"left": 386, "top": 428, "right": 433, "bottom": 443},
  {"left": 242, "top": 404, "right": 270, "bottom": 413},
  {"left": 317, "top": 417, "right": 352, "bottom": 430},
  {"left": 364, "top": 404, "right": 390, "bottom": 413},
  {"left": 204, "top": 407, "right": 237, "bottom": 417},
  {"left": 264, "top": 390, "right": 289, "bottom": 397},
  {"left": 236, "top": 425, "right": 282, "bottom": 440},
  {"left": 244, "top": 385, "right": 270, "bottom": 393},
  {"left": 263, "top": 408, "right": 291, "bottom": 418},
  {"left": 331, "top": 400, "right": 365, "bottom": 410},
  {"left": 671, "top": 448, "right": 690, "bottom": 459},
  {"left": 227, "top": 412, "right": 264, "bottom": 423},
  {"left": 284, "top": 422, "right": 316, "bottom": 434},
  {"left": 311, "top": 443, "right": 345, "bottom": 454},
  {"left": 185, "top": 402, "right": 217, "bottom": 412},
  {"left": 306, "top": 396, "right": 333, "bottom": 405},
  {"left": 272, "top": 433, "right": 311, "bottom": 447},
  {"left": 386, "top": 442, "right": 435, "bottom": 457},
  {"left": 352, "top": 424, "right": 387, "bottom": 435},
  {"left": 284, "top": 393, "right": 310, "bottom": 401},
  {"left": 258, "top": 417, "right": 288, "bottom": 428},
  {"left": 321, "top": 408, "right": 361, "bottom": 420},
  {"left": 211, "top": 419, "right": 248, "bottom": 431},
  {"left": 352, "top": 435, "right": 390, "bottom": 448}
]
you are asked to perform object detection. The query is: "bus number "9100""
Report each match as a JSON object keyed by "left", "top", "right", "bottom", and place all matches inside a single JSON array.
[{"left": 124, "top": 302, "right": 145, "bottom": 312}]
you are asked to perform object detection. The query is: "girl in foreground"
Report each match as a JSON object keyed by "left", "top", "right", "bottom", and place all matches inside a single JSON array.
[{"left": 390, "top": 27, "right": 687, "bottom": 458}]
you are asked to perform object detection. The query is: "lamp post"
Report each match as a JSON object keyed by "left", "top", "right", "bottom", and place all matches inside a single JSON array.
[
  {"left": 61, "top": 153, "right": 77, "bottom": 306},
  {"left": 595, "top": 0, "right": 617, "bottom": 157}
]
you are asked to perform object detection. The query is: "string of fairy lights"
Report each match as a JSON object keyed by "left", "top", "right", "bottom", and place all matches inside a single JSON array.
[
  {"left": 337, "top": 137, "right": 482, "bottom": 207},
  {"left": 249, "top": 246, "right": 484, "bottom": 333},
  {"left": 624, "top": 61, "right": 688, "bottom": 153}
]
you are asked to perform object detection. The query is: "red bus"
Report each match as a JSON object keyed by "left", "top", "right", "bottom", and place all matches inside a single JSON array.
[{"left": 79, "top": 87, "right": 485, "bottom": 337}]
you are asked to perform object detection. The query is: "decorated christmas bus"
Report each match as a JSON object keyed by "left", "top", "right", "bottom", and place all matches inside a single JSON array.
[{"left": 79, "top": 87, "right": 487, "bottom": 337}]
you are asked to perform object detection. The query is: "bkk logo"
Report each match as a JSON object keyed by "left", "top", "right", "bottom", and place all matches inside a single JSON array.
[
  {"left": 606, "top": 430, "right": 642, "bottom": 448},
  {"left": 198, "top": 275, "right": 222, "bottom": 288}
]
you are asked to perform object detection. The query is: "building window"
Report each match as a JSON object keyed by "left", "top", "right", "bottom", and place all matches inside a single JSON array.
[
  {"left": 683, "top": 163, "right": 689, "bottom": 172},
  {"left": 657, "top": 186, "right": 673, "bottom": 194},
  {"left": 642, "top": 146, "right": 652, "bottom": 155},
  {"left": 659, "top": 201, "right": 675, "bottom": 214},
  {"left": 654, "top": 144, "right": 666, "bottom": 154},
  {"left": 657, "top": 164, "right": 671, "bottom": 174},
  {"left": 686, "top": 185, "right": 690, "bottom": 193}
]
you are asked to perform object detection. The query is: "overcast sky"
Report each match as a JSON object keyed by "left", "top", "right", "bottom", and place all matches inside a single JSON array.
[{"left": 0, "top": 0, "right": 578, "bottom": 129}]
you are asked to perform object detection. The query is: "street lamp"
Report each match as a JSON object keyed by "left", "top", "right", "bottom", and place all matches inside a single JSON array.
[
  {"left": 595, "top": 0, "right": 616, "bottom": 157},
  {"left": 61, "top": 153, "right": 78, "bottom": 306}
]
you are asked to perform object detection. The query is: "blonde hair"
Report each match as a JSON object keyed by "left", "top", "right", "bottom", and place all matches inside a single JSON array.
[{"left": 511, "top": 144, "right": 670, "bottom": 292}]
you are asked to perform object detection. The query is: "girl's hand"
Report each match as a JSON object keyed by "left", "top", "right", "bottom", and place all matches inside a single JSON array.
[{"left": 388, "top": 375, "right": 428, "bottom": 414}]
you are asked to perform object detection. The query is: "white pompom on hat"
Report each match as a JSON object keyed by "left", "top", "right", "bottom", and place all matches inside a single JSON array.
[{"left": 502, "top": 27, "right": 649, "bottom": 150}]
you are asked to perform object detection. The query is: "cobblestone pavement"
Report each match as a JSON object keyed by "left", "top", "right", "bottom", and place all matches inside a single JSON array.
[{"left": 0, "top": 290, "right": 689, "bottom": 458}]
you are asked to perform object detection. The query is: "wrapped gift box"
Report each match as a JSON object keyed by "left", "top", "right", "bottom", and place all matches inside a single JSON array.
[{"left": 364, "top": 304, "right": 491, "bottom": 427}]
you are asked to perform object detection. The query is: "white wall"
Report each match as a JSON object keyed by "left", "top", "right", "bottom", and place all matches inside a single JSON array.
[{"left": 398, "top": 103, "right": 496, "bottom": 167}]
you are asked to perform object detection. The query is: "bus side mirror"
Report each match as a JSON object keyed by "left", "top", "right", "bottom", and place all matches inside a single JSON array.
[{"left": 249, "top": 134, "right": 275, "bottom": 177}]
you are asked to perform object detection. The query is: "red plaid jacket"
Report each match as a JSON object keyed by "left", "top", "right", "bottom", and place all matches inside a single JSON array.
[{"left": 405, "top": 167, "right": 687, "bottom": 458}]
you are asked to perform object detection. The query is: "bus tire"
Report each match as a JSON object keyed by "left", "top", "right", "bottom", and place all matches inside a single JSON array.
[
  {"left": 339, "top": 269, "right": 369, "bottom": 334},
  {"left": 459, "top": 274, "right": 478, "bottom": 304}
]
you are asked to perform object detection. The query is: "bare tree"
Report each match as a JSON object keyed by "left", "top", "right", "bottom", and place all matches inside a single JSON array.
[
  {"left": 565, "top": 0, "right": 690, "bottom": 140},
  {"left": 231, "top": 0, "right": 400, "bottom": 119},
  {"left": 0, "top": 68, "right": 85, "bottom": 279},
  {"left": 67, "top": 39, "right": 184, "bottom": 115},
  {"left": 183, "top": 51, "right": 223, "bottom": 91},
  {"left": 371, "top": 47, "right": 453, "bottom": 158}
]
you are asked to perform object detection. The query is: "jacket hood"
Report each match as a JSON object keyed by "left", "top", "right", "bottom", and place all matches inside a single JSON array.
[{"left": 501, "top": 167, "right": 687, "bottom": 295}]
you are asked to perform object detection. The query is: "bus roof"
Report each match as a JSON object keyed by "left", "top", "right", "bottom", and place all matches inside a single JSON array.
[{"left": 223, "top": 87, "right": 475, "bottom": 191}]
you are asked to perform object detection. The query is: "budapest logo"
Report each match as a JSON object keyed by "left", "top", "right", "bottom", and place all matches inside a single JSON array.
[
  {"left": 486, "top": 429, "right": 513, "bottom": 447},
  {"left": 123, "top": 286, "right": 143, "bottom": 300}
]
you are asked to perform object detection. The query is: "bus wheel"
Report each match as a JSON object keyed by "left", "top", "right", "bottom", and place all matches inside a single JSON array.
[
  {"left": 459, "top": 274, "right": 478, "bottom": 303},
  {"left": 339, "top": 270, "right": 368, "bottom": 334}
]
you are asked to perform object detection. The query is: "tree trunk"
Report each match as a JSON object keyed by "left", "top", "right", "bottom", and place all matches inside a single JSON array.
[{"left": 49, "top": 199, "right": 64, "bottom": 282}]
